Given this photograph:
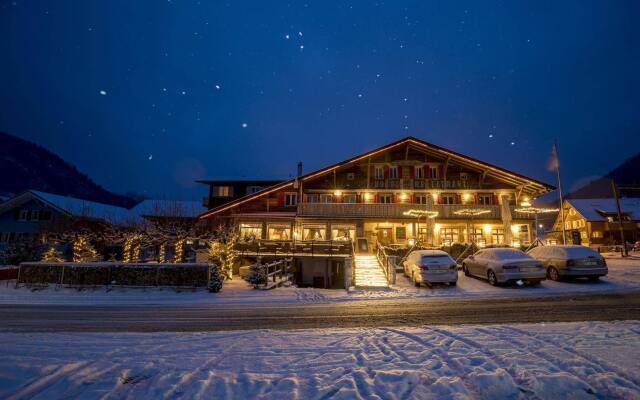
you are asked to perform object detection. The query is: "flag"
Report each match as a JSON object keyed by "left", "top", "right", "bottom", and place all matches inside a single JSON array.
[{"left": 547, "top": 143, "right": 559, "bottom": 171}]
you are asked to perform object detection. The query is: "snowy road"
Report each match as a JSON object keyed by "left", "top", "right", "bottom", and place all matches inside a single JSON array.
[
  {"left": 2, "top": 291, "right": 640, "bottom": 332},
  {"left": 1, "top": 321, "right": 639, "bottom": 399}
]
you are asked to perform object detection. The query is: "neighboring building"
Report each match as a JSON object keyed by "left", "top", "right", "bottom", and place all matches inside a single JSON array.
[
  {"left": 129, "top": 199, "right": 207, "bottom": 222},
  {"left": 548, "top": 198, "right": 640, "bottom": 247},
  {"left": 0, "top": 190, "right": 134, "bottom": 245},
  {"left": 199, "top": 136, "right": 554, "bottom": 288},
  {"left": 197, "top": 179, "right": 283, "bottom": 209}
]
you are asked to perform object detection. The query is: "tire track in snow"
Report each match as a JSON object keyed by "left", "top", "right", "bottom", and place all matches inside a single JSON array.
[{"left": 498, "top": 325, "right": 640, "bottom": 392}]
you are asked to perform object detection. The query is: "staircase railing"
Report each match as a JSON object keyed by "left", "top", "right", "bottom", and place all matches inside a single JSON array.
[{"left": 374, "top": 242, "right": 396, "bottom": 284}]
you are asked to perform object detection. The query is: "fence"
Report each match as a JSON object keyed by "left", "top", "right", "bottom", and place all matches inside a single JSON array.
[
  {"left": 235, "top": 239, "right": 354, "bottom": 257},
  {"left": 249, "top": 258, "right": 293, "bottom": 290},
  {"left": 17, "top": 262, "right": 212, "bottom": 289},
  {"left": 375, "top": 243, "right": 397, "bottom": 284}
]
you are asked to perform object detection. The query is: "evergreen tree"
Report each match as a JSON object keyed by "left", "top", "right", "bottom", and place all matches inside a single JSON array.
[
  {"left": 207, "top": 264, "right": 224, "bottom": 293},
  {"left": 41, "top": 246, "right": 65, "bottom": 262}
]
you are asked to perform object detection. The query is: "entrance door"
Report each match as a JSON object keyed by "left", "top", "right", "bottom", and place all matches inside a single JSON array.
[{"left": 377, "top": 228, "right": 393, "bottom": 245}]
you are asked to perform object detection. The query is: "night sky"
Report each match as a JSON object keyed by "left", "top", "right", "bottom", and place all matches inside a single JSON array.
[{"left": 1, "top": 1, "right": 639, "bottom": 200}]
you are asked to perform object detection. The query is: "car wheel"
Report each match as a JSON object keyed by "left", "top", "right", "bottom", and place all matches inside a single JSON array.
[
  {"left": 547, "top": 267, "right": 560, "bottom": 281},
  {"left": 487, "top": 270, "right": 498, "bottom": 286},
  {"left": 413, "top": 273, "right": 421, "bottom": 288},
  {"left": 449, "top": 281, "right": 457, "bottom": 287},
  {"left": 462, "top": 263, "right": 470, "bottom": 276}
]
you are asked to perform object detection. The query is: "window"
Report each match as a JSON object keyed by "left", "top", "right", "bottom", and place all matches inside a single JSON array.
[
  {"left": 284, "top": 192, "right": 298, "bottom": 206},
  {"left": 491, "top": 228, "right": 504, "bottom": 244},
  {"left": 303, "top": 225, "right": 326, "bottom": 240},
  {"left": 469, "top": 228, "right": 484, "bottom": 244},
  {"left": 347, "top": 172, "right": 355, "bottom": 181},
  {"left": 379, "top": 194, "right": 393, "bottom": 204},
  {"left": 441, "top": 194, "right": 456, "bottom": 205},
  {"left": 31, "top": 210, "right": 40, "bottom": 221},
  {"left": 592, "top": 231, "right": 603, "bottom": 238},
  {"left": 332, "top": 225, "right": 355, "bottom": 241},
  {"left": 18, "top": 210, "right": 29, "bottom": 221},
  {"left": 396, "top": 227, "right": 406, "bottom": 240},
  {"left": 319, "top": 194, "right": 333, "bottom": 203},
  {"left": 374, "top": 166, "right": 384, "bottom": 180},
  {"left": 429, "top": 166, "right": 438, "bottom": 179},
  {"left": 460, "top": 173, "right": 469, "bottom": 181},
  {"left": 239, "top": 223, "right": 262, "bottom": 241},
  {"left": 213, "top": 186, "right": 233, "bottom": 197},
  {"left": 344, "top": 194, "right": 357, "bottom": 203},
  {"left": 246, "top": 186, "right": 264, "bottom": 195},
  {"left": 268, "top": 224, "right": 291, "bottom": 240},
  {"left": 388, "top": 166, "right": 399, "bottom": 179},
  {"left": 478, "top": 194, "right": 493, "bottom": 205},
  {"left": 306, "top": 194, "right": 318, "bottom": 203},
  {"left": 415, "top": 194, "right": 428, "bottom": 204},
  {"left": 440, "top": 228, "right": 460, "bottom": 246},
  {"left": 415, "top": 166, "right": 424, "bottom": 179}
]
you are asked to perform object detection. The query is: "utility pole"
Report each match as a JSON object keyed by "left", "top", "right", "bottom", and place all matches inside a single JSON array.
[{"left": 611, "top": 180, "right": 628, "bottom": 257}]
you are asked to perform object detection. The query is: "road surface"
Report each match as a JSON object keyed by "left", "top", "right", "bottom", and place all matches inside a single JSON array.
[{"left": 1, "top": 292, "right": 640, "bottom": 332}]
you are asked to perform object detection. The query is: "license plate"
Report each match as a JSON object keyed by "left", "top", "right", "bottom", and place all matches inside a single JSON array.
[{"left": 583, "top": 260, "right": 598, "bottom": 266}]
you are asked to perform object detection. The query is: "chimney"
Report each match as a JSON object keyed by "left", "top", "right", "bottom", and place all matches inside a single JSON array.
[
  {"left": 297, "top": 161, "right": 303, "bottom": 178},
  {"left": 294, "top": 161, "right": 302, "bottom": 189}
]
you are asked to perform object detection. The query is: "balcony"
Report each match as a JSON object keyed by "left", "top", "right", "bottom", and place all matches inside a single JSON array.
[
  {"left": 368, "top": 178, "right": 479, "bottom": 190},
  {"left": 298, "top": 203, "right": 503, "bottom": 219}
]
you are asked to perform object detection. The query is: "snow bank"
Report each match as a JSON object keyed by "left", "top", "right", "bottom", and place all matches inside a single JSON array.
[{"left": 0, "top": 321, "right": 638, "bottom": 399}]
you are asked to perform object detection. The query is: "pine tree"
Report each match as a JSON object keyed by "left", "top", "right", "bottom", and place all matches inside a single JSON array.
[
  {"left": 41, "top": 246, "right": 64, "bottom": 262},
  {"left": 207, "top": 264, "right": 223, "bottom": 293},
  {"left": 244, "top": 262, "right": 267, "bottom": 287}
]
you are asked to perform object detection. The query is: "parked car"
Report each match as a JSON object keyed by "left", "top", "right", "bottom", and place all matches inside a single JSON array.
[
  {"left": 403, "top": 250, "right": 458, "bottom": 287},
  {"left": 527, "top": 245, "right": 607, "bottom": 281},
  {"left": 462, "top": 248, "right": 545, "bottom": 286}
]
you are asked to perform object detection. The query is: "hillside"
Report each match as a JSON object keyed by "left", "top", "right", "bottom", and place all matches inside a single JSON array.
[
  {"left": 568, "top": 152, "right": 640, "bottom": 198},
  {"left": 0, "top": 132, "right": 135, "bottom": 207}
]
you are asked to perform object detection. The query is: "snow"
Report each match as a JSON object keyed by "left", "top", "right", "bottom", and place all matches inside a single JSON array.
[
  {"left": 0, "top": 321, "right": 638, "bottom": 399},
  {"left": 568, "top": 198, "right": 640, "bottom": 221},
  {"left": 129, "top": 199, "right": 207, "bottom": 218},
  {"left": 2, "top": 257, "right": 640, "bottom": 306}
]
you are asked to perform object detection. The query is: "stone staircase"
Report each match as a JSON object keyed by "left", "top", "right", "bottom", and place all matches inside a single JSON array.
[{"left": 354, "top": 255, "right": 388, "bottom": 288}]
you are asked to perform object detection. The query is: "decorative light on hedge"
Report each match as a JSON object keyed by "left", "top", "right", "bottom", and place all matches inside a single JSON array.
[
  {"left": 42, "top": 246, "right": 64, "bottom": 262},
  {"left": 173, "top": 239, "right": 184, "bottom": 263},
  {"left": 73, "top": 236, "right": 98, "bottom": 262},
  {"left": 159, "top": 243, "right": 167, "bottom": 263},
  {"left": 513, "top": 206, "right": 559, "bottom": 214}
]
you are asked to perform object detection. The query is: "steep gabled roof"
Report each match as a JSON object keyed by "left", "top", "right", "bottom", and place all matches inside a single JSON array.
[
  {"left": 567, "top": 198, "right": 640, "bottom": 221},
  {"left": 130, "top": 199, "right": 207, "bottom": 218},
  {"left": 200, "top": 136, "right": 555, "bottom": 219}
]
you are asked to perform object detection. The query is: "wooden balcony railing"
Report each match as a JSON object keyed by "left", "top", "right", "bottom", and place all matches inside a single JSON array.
[
  {"left": 297, "top": 203, "right": 504, "bottom": 219},
  {"left": 367, "top": 178, "right": 480, "bottom": 190}
]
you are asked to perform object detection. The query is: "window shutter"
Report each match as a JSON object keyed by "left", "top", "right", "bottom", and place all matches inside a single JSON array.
[
  {"left": 423, "top": 165, "right": 428, "bottom": 178},
  {"left": 456, "top": 194, "right": 462, "bottom": 204},
  {"left": 493, "top": 194, "right": 499, "bottom": 205},
  {"left": 438, "top": 165, "right": 444, "bottom": 179},
  {"left": 398, "top": 166, "right": 403, "bottom": 178},
  {"left": 410, "top": 166, "right": 415, "bottom": 178},
  {"left": 374, "top": 194, "right": 379, "bottom": 203},
  {"left": 277, "top": 192, "right": 285, "bottom": 206}
]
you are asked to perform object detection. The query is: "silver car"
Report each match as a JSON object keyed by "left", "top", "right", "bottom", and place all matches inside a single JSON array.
[
  {"left": 527, "top": 245, "right": 608, "bottom": 281},
  {"left": 462, "top": 248, "right": 546, "bottom": 286},
  {"left": 403, "top": 250, "right": 458, "bottom": 287}
]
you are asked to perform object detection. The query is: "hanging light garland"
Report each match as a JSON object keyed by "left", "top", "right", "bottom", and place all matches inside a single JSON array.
[
  {"left": 453, "top": 208, "right": 492, "bottom": 217},
  {"left": 402, "top": 210, "right": 439, "bottom": 218},
  {"left": 513, "top": 206, "right": 559, "bottom": 214}
]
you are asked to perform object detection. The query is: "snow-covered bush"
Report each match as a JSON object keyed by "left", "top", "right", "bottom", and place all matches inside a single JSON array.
[
  {"left": 207, "top": 264, "right": 224, "bottom": 292},
  {"left": 244, "top": 262, "right": 267, "bottom": 287}
]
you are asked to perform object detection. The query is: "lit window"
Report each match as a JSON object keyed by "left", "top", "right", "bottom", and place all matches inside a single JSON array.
[
  {"left": 415, "top": 194, "right": 428, "bottom": 204},
  {"left": 592, "top": 231, "right": 602, "bottom": 238},
  {"left": 268, "top": 224, "right": 291, "bottom": 240},
  {"left": 213, "top": 186, "right": 233, "bottom": 197},
  {"left": 239, "top": 223, "right": 262, "bottom": 241},
  {"left": 319, "top": 194, "right": 333, "bottom": 203},
  {"left": 284, "top": 193, "right": 298, "bottom": 206},
  {"left": 478, "top": 194, "right": 493, "bottom": 205},
  {"left": 303, "top": 225, "right": 326, "bottom": 240},
  {"left": 441, "top": 194, "right": 456, "bottom": 205},
  {"left": 306, "top": 194, "right": 318, "bottom": 203},
  {"left": 379, "top": 194, "right": 393, "bottom": 203}
]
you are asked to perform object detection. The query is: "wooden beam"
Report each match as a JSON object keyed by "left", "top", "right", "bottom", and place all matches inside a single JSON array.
[{"left": 479, "top": 170, "right": 488, "bottom": 187}]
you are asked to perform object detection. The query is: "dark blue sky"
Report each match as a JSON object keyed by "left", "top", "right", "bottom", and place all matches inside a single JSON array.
[{"left": 1, "top": 1, "right": 638, "bottom": 200}]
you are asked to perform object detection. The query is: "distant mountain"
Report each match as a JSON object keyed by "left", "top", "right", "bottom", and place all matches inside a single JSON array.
[
  {"left": 568, "top": 152, "right": 640, "bottom": 199},
  {"left": 0, "top": 131, "right": 135, "bottom": 207}
]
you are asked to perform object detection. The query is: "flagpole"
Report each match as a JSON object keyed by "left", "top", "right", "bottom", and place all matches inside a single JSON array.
[{"left": 554, "top": 140, "right": 567, "bottom": 245}]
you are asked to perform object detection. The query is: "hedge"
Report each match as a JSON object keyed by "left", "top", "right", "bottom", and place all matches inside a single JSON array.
[{"left": 18, "top": 262, "right": 211, "bottom": 288}]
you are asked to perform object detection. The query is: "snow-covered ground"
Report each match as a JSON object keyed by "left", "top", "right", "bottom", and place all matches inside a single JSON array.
[
  {"left": 1, "top": 321, "right": 639, "bottom": 399},
  {"left": 1, "top": 257, "right": 639, "bottom": 305}
]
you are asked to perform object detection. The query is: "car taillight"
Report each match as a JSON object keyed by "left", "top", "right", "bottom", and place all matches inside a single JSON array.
[
  {"left": 503, "top": 265, "right": 518, "bottom": 270},
  {"left": 566, "top": 259, "right": 575, "bottom": 267}
]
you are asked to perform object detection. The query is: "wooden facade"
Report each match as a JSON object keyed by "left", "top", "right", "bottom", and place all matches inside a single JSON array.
[{"left": 200, "top": 137, "right": 554, "bottom": 250}]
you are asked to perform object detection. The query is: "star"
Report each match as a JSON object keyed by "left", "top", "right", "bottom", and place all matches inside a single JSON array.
[
  {"left": 241, "top": 123, "right": 248, "bottom": 128},
  {"left": 99, "top": 90, "right": 107, "bottom": 95}
]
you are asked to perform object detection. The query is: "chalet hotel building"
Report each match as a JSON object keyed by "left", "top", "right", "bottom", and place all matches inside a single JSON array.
[{"left": 199, "top": 137, "right": 554, "bottom": 287}]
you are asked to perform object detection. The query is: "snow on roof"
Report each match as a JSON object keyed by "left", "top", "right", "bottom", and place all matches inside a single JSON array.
[
  {"left": 129, "top": 199, "right": 207, "bottom": 218},
  {"left": 567, "top": 198, "right": 640, "bottom": 221},
  {"left": 30, "top": 191, "right": 136, "bottom": 225}
]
